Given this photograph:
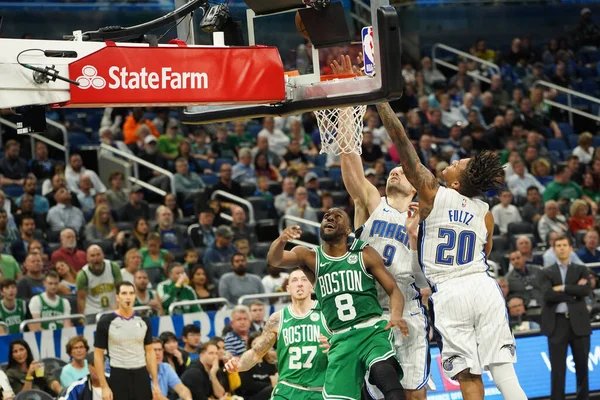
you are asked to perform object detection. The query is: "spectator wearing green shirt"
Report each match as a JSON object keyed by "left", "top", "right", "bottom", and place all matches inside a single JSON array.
[
  {"left": 542, "top": 165, "right": 585, "bottom": 203},
  {"left": 174, "top": 157, "right": 205, "bottom": 194},
  {"left": 157, "top": 120, "right": 185, "bottom": 160},
  {"left": 228, "top": 120, "right": 255, "bottom": 152},
  {"left": 140, "top": 233, "right": 171, "bottom": 271},
  {"left": 210, "top": 126, "right": 237, "bottom": 160},
  {"left": 0, "top": 241, "right": 21, "bottom": 279},
  {"left": 288, "top": 118, "right": 318, "bottom": 156},
  {"left": 0, "top": 210, "right": 19, "bottom": 256},
  {"left": 157, "top": 264, "right": 200, "bottom": 315}
]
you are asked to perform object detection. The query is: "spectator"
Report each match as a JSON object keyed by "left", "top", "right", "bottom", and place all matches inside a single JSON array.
[
  {"left": 158, "top": 120, "right": 185, "bottom": 160},
  {"left": 155, "top": 206, "right": 187, "bottom": 252},
  {"left": 159, "top": 331, "right": 191, "bottom": 377},
  {"left": 491, "top": 190, "right": 522, "bottom": 235},
  {"left": 514, "top": 235, "right": 542, "bottom": 266},
  {"left": 230, "top": 206, "right": 258, "bottom": 245},
  {"left": 473, "top": 39, "right": 495, "bottom": 61},
  {"left": 544, "top": 165, "right": 584, "bottom": 204},
  {"left": 120, "top": 248, "right": 143, "bottom": 284},
  {"left": 51, "top": 228, "right": 87, "bottom": 272},
  {"left": 288, "top": 118, "right": 317, "bottom": 155},
  {"left": 182, "top": 324, "right": 202, "bottom": 360},
  {"left": 76, "top": 245, "right": 122, "bottom": 321},
  {"left": 140, "top": 233, "right": 171, "bottom": 273},
  {"left": 421, "top": 56, "right": 446, "bottom": 86},
  {"left": 569, "top": 199, "right": 594, "bottom": 234},
  {"left": 253, "top": 152, "right": 282, "bottom": 182},
  {"left": 261, "top": 265, "right": 289, "bottom": 304},
  {"left": 76, "top": 174, "right": 96, "bottom": 215},
  {"left": 507, "top": 160, "right": 546, "bottom": 198},
  {"left": 60, "top": 336, "right": 90, "bottom": 389},
  {"left": 157, "top": 264, "right": 200, "bottom": 315},
  {"left": 15, "top": 176, "right": 49, "bottom": 214},
  {"left": 274, "top": 177, "right": 296, "bottom": 216},
  {"left": 189, "top": 265, "right": 218, "bottom": 311},
  {"left": 232, "top": 148, "right": 257, "bottom": 184},
  {"left": 0, "top": 140, "right": 28, "bottom": 186},
  {"left": 285, "top": 186, "right": 318, "bottom": 239},
  {"left": 150, "top": 338, "right": 193, "bottom": 400},
  {"left": 59, "top": 353, "right": 105, "bottom": 400},
  {"left": 449, "top": 136, "right": 474, "bottom": 163},
  {"left": 218, "top": 254, "right": 265, "bottom": 305},
  {"left": 449, "top": 60, "right": 473, "bottom": 91},
  {"left": 0, "top": 279, "right": 27, "bottom": 334},
  {"left": 195, "top": 208, "right": 216, "bottom": 248},
  {"left": 543, "top": 231, "right": 584, "bottom": 267},
  {"left": 30, "top": 142, "right": 55, "bottom": 181},
  {"left": 105, "top": 172, "right": 128, "bottom": 210},
  {"left": 28, "top": 271, "right": 71, "bottom": 331},
  {"left": 181, "top": 343, "right": 227, "bottom": 400},
  {"left": 14, "top": 193, "right": 47, "bottom": 232},
  {"left": 210, "top": 125, "right": 237, "bottom": 160},
  {"left": 183, "top": 249, "right": 198, "bottom": 273},
  {"left": 573, "top": 132, "right": 594, "bottom": 165},
  {"left": 0, "top": 209, "right": 18, "bottom": 254},
  {"left": 133, "top": 270, "right": 163, "bottom": 317},
  {"left": 55, "top": 260, "right": 77, "bottom": 296},
  {"left": 458, "top": 93, "right": 486, "bottom": 127},
  {"left": 282, "top": 140, "right": 311, "bottom": 168},
  {"left": 6, "top": 339, "right": 62, "bottom": 395},
  {"left": 45, "top": 173, "right": 82, "bottom": 209},
  {"left": 224, "top": 305, "right": 251, "bottom": 356},
  {"left": 65, "top": 154, "right": 106, "bottom": 195},
  {"left": 248, "top": 301, "right": 266, "bottom": 333},
  {"left": 538, "top": 200, "right": 569, "bottom": 243},
  {"left": 139, "top": 136, "right": 169, "bottom": 184},
  {"left": 118, "top": 186, "right": 150, "bottom": 222},
  {"left": 567, "top": 155, "right": 584, "bottom": 185},
  {"left": 174, "top": 157, "right": 205, "bottom": 195},
  {"left": 237, "top": 331, "right": 278, "bottom": 400},
  {"left": 46, "top": 188, "right": 86, "bottom": 232},
  {"left": 235, "top": 238, "right": 254, "bottom": 260},
  {"left": 212, "top": 163, "right": 242, "bottom": 198},
  {"left": 11, "top": 215, "right": 46, "bottom": 264},
  {"left": 177, "top": 141, "right": 203, "bottom": 175},
  {"left": 523, "top": 62, "right": 550, "bottom": 90},
  {"left": 489, "top": 75, "right": 510, "bottom": 107},
  {"left": 163, "top": 193, "right": 183, "bottom": 222},
  {"left": 520, "top": 98, "right": 562, "bottom": 138},
  {"left": 521, "top": 186, "right": 544, "bottom": 224},
  {"left": 254, "top": 176, "right": 274, "bottom": 204},
  {"left": 258, "top": 117, "right": 290, "bottom": 157},
  {"left": 85, "top": 205, "right": 117, "bottom": 242},
  {"left": 360, "top": 131, "right": 385, "bottom": 168},
  {"left": 16, "top": 253, "right": 45, "bottom": 301},
  {"left": 252, "top": 137, "right": 283, "bottom": 170},
  {"left": 229, "top": 120, "right": 255, "bottom": 151},
  {"left": 507, "top": 297, "right": 540, "bottom": 332},
  {"left": 506, "top": 251, "right": 544, "bottom": 308},
  {"left": 440, "top": 94, "right": 467, "bottom": 129},
  {"left": 203, "top": 225, "right": 236, "bottom": 273},
  {"left": 0, "top": 241, "right": 20, "bottom": 279},
  {"left": 123, "top": 108, "right": 160, "bottom": 145},
  {"left": 551, "top": 61, "right": 570, "bottom": 88},
  {"left": 577, "top": 229, "right": 600, "bottom": 263}
]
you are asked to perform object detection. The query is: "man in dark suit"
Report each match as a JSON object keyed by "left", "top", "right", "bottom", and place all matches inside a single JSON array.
[{"left": 541, "top": 235, "right": 592, "bottom": 400}]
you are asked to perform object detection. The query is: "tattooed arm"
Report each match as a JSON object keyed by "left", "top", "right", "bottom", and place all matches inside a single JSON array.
[
  {"left": 376, "top": 102, "right": 440, "bottom": 219},
  {"left": 224, "top": 312, "right": 280, "bottom": 372}
]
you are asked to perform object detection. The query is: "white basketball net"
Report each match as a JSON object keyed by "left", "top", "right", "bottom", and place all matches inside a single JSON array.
[{"left": 315, "top": 105, "right": 367, "bottom": 155}]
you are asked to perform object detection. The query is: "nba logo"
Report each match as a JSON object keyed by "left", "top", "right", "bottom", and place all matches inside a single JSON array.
[{"left": 362, "top": 26, "right": 375, "bottom": 76}]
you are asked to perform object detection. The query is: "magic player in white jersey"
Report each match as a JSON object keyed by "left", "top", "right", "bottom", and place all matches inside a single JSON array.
[
  {"left": 376, "top": 100, "right": 527, "bottom": 400},
  {"left": 334, "top": 56, "right": 430, "bottom": 400}
]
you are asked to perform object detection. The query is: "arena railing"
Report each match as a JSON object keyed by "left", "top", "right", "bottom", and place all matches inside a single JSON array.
[
  {"left": 210, "top": 190, "right": 255, "bottom": 224},
  {"left": 533, "top": 80, "right": 600, "bottom": 127},
  {"left": 431, "top": 43, "right": 501, "bottom": 84},
  {"left": 168, "top": 298, "right": 230, "bottom": 315},
  {"left": 0, "top": 117, "right": 70, "bottom": 166},
  {"left": 238, "top": 292, "right": 291, "bottom": 305},
  {"left": 99, "top": 143, "right": 175, "bottom": 196},
  {"left": 20, "top": 314, "right": 87, "bottom": 333},
  {"left": 95, "top": 306, "right": 152, "bottom": 323}
]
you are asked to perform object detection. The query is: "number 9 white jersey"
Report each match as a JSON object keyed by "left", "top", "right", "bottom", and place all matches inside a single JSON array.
[{"left": 419, "top": 186, "right": 490, "bottom": 286}]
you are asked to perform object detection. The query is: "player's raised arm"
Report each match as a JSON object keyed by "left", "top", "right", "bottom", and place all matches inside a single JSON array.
[
  {"left": 224, "top": 312, "right": 280, "bottom": 372},
  {"left": 363, "top": 246, "right": 409, "bottom": 337},
  {"left": 267, "top": 225, "right": 315, "bottom": 271},
  {"left": 376, "top": 102, "right": 439, "bottom": 217}
]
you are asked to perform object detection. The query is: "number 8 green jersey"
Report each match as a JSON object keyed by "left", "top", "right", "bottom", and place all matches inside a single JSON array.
[
  {"left": 314, "top": 239, "right": 383, "bottom": 332},
  {"left": 276, "top": 301, "right": 328, "bottom": 389}
]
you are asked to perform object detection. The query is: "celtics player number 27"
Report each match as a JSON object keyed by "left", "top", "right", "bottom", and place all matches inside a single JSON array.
[{"left": 289, "top": 346, "right": 317, "bottom": 369}]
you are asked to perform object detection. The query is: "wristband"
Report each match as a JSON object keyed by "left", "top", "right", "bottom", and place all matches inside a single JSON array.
[{"left": 25, "top": 376, "right": 33, "bottom": 381}]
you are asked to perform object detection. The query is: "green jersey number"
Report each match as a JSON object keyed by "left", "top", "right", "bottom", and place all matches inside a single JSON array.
[
  {"left": 288, "top": 346, "right": 317, "bottom": 370},
  {"left": 334, "top": 294, "right": 357, "bottom": 322}
]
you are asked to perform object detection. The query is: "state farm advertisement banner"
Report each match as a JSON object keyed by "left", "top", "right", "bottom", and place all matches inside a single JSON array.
[{"left": 67, "top": 45, "right": 285, "bottom": 107}]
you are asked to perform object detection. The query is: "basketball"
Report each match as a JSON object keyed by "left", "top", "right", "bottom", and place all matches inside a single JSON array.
[{"left": 295, "top": 11, "right": 310, "bottom": 41}]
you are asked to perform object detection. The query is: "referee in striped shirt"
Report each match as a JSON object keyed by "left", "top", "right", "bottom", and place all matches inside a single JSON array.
[{"left": 94, "top": 281, "right": 159, "bottom": 400}]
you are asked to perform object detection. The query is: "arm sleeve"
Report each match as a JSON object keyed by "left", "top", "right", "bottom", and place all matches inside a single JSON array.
[
  {"left": 165, "top": 365, "right": 182, "bottom": 389},
  {"left": 143, "top": 317, "right": 153, "bottom": 345},
  {"left": 218, "top": 276, "right": 231, "bottom": 304},
  {"left": 75, "top": 271, "right": 88, "bottom": 291},
  {"left": 111, "top": 262, "right": 122, "bottom": 283},
  {"left": 94, "top": 316, "right": 111, "bottom": 349},
  {"left": 411, "top": 250, "right": 430, "bottom": 289},
  {"left": 28, "top": 295, "right": 41, "bottom": 315}
]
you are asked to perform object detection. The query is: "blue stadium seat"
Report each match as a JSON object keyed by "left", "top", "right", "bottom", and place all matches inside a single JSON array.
[
  {"left": 200, "top": 174, "right": 218, "bottom": 186},
  {"left": 196, "top": 159, "right": 212, "bottom": 171},
  {"left": 547, "top": 139, "right": 567, "bottom": 152},
  {"left": 567, "top": 135, "right": 579, "bottom": 149},
  {"left": 314, "top": 154, "right": 327, "bottom": 167},
  {"left": 558, "top": 122, "right": 575, "bottom": 138},
  {"left": 309, "top": 167, "right": 326, "bottom": 177},
  {"left": 327, "top": 167, "right": 342, "bottom": 181},
  {"left": 213, "top": 158, "right": 235, "bottom": 171},
  {"left": 68, "top": 132, "right": 89, "bottom": 148},
  {"left": 578, "top": 66, "right": 596, "bottom": 79},
  {"left": 548, "top": 151, "right": 562, "bottom": 163},
  {"left": 594, "top": 137, "right": 600, "bottom": 148},
  {"left": 247, "top": 123, "right": 262, "bottom": 138},
  {"left": 2, "top": 185, "right": 23, "bottom": 199},
  {"left": 563, "top": 150, "right": 573, "bottom": 160},
  {"left": 582, "top": 79, "right": 599, "bottom": 96}
]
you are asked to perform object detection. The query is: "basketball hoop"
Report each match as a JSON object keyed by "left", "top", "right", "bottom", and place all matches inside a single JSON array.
[{"left": 315, "top": 73, "right": 367, "bottom": 155}]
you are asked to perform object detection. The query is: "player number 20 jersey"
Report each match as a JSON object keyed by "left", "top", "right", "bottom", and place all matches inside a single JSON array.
[{"left": 419, "top": 186, "right": 490, "bottom": 286}]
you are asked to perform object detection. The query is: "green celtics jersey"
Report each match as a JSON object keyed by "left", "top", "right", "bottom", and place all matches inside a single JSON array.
[
  {"left": 314, "top": 239, "right": 382, "bottom": 332},
  {"left": 38, "top": 294, "right": 66, "bottom": 330},
  {"left": 277, "top": 301, "right": 328, "bottom": 389},
  {"left": 135, "top": 289, "right": 159, "bottom": 317},
  {"left": 0, "top": 299, "right": 27, "bottom": 334}
]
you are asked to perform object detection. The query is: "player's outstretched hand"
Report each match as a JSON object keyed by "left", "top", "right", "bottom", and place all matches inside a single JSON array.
[
  {"left": 224, "top": 357, "right": 240, "bottom": 373},
  {"left": 280, "top": 225, "right": 302, "bottom": 243},
  {"left": 331, "top": 55, "right": 353, "bottom": 75},
  {"left": 386, "top": 318, "right": 409, "bottom": 337},
  {"left": 319, "top": 334, "right": 330, "bottom": 354}
]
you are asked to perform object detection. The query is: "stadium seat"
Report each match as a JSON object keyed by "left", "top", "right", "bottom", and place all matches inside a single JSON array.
[
  {"left": 309, "top": 167, "right": 326, "bottom": 177},
  {"left": 318, "top": 177, "right": 334, "bottom": 191},
  {"left": 575, "top": 230, "right": 588, "bottom": 248},
  {"left": 247, "top": 196, "right": 271, "bottom": 221},
  {"left": 268, "top": 181, "right": 283, "bottom": 196},
  {"left": 559, "top": 122, "right": 575, "bottom": 138},
  {"left": 247, "top": 259, "right": 268, "bottom": 276},
  {"left": 214, "top": 158, "right": 235, "bottom": 171},
  {"left": 149, "top": 203, "right": 160, "bottom": 220},
  {"left": 331, "top": 191, "right": 349, "bottom": 206},
  {"left": 87, "top": 239, "right": 114, "bottom": 258},
  {"left": 145, "top": 267, "right": 164, "bottom": 287},
  {"left": 256, "top": 219, "right": 279, "bottom": 242},
  {"left": 492, "top": 236, "right": 508, "bottom": 251},
  {"left": 207, "top": 262, "right": 232, "bottom": 284},
  {"left": 507, "top": 221, "right": 534, "bottom": 235},
  {"left": 314, "top": 154, "right": 327, "bottom": 167},
  {"left": 547, "top": 138, "right": 568, "bottom": 152},
  {"left": 327, "top": 167, "right": 342, "bottom": 181},
  {"left": 241, "top": 182, "right": 257, "bottom": 197},
  {"left": 2, "top": 185, "right": 24, "bottom": 199},
  {"left": 116, "top": 221, "right": 133, "bottom": 232},
  {"left": 200, "top": 174, "right": 218, "bottom": 186},
  {"left": 47, "top": 230, "right": 62, "bottom": 243},
  {"left": 48, "top": 242, "right": 61, "bottom": 254},
  {"left": 253, "top": 242, "right": 272, "bottom": 259},
  {"left": 593, "top": 136, "right": 600, "bottom": 148}
]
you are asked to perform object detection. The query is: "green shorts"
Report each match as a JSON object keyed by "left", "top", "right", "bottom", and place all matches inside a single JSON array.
[
  {"left": 323, "top": 319, "right": 401, "bottom": 400},
  {"left": 271, "top": 382, "right": 323, "bottom": 400}
]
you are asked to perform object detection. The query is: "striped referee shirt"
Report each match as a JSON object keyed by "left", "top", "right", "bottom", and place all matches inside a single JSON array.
[{"left": 95, "top": 312, "right": 152, "bottom": 369}]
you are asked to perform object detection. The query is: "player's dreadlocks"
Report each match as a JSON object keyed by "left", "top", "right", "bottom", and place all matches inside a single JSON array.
[{"left": 458, "top": 151, "right": 505, "bottom": 198}]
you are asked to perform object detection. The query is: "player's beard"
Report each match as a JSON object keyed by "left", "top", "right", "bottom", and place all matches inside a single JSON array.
[
  {"left": 386, "top": 181, "right": 412, "bottom": 197},
  {"left": 319, "top": 226, "right": 343, "bottom": 242}
]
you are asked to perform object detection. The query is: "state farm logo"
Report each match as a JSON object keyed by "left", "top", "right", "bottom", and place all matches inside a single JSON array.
[{"left": 76, "top": 65, "right": 106, "bottom": 90}]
